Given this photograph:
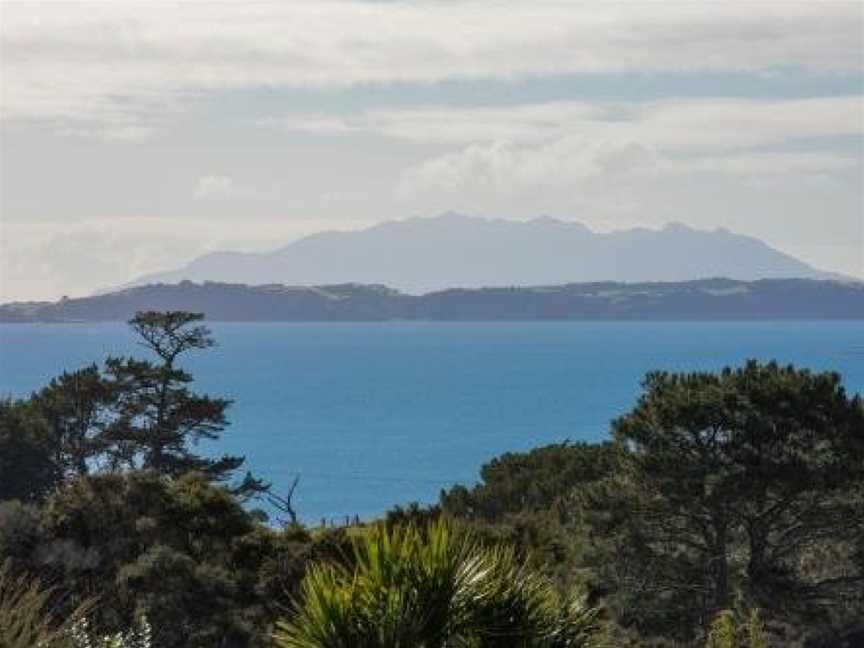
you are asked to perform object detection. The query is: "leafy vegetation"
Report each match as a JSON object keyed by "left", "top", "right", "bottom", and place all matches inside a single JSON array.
[
  {"left": 703, "top": 609, "right": 767, "bottom": 648},
  {"left": 1, "top": 310, "right": 862, "bottom": 646},
  {"left": 0, "top": 312, "right": 347, "bottom": 646},
  {"left": 440, "top": 363, "right": 864, "bottom": 645},
  {"left": 0, "top": 561, "right": 149, "bottom": 648},
  {"left": 274, "top": 519, "right": 602, "bottom": 648},
  {"left": 65, "top": 616, "right": 152, "bottom": 648},
  {"left": 0, "top": 311, "right": 265, "bottom": 500},
  {"left": 0, "top": 560, "right": 80, "bottom": 648},
  {"left": 594, "top": 363, "right": 864, "bottom": 633}
]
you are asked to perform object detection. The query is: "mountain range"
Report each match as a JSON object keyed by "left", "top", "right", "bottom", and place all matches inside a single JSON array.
[{"left": 117, "top": 213, "right": 839, "bottom": 294}]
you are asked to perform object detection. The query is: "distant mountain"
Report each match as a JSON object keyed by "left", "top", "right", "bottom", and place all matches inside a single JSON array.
[
  {"left": 116, "top": 213, "right": 838, "bottom": 294},
  {"left": 4, "top": 279, "right": 863, "bottom": 323}
]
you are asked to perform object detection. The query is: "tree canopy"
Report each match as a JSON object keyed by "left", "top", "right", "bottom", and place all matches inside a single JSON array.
[
  {"left": 1, "top": 311, "right": 264, "bottom": 498},
  {"left": 610, "top": 361, "right": 864, "bottom": 619},
  {"left": 2, "top": 333, "right": 862, "bottom": 646}
]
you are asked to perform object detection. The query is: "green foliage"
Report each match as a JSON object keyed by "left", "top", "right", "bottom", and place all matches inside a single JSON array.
[
  {"left": 274, "top": 519, "right": 603, "bottom": 648},
  {"left": 746, "top": 609, "right": 768, "bottom": 648},
  {"left": 441, "top": 441, "right": 617, "bottom": 522},
  {"left": 0, "top": 560, "right": 86, "bottom": 648},
  {"left": 66, "top": 616, "right": 152, "bottom": 648},
  {"left": 0, "top": 311, "right": 297, "bottom": 646},
  {"left": 442, "top": 361, "right": 864, "bottom": 644},
  {"left": 103, "top": 311, "right": 248, "bottom": 485},
  {"left": 0, "top": 311, "right": 261, "bottom": 503},
  {"left": 31, "top": 364, "right": 115, "bottom": 478},
  {"left": 3, "top": 327, "right": 863, "bottom": 648},
  {"left": 0, "top": 398, "right": 61, "bottom": 501},
  {"left": 32, "top": 471, "right": 264, "bottom": 646},
  {"left": 705, "top": 611, "right": 736, "bottom": 648},
  {"left": 588, "top": 360, "right": 864, "bottom": 637},
  {"left": 3, "top": 467, "right": 353, "bottom": 648},
  {"left": 440, "top": 442, "right": 619, "bottom": 590},
  {"left": 702, "top": 608, "right": 769, "bottom": 648},
  {"left": 0, "top": 500, "right": 43, "bottom": 563}
]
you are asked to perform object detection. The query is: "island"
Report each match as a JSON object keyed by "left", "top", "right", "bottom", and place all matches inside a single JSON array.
[{"left": 2, "top": 278, "right": 863, "bottom": 322}]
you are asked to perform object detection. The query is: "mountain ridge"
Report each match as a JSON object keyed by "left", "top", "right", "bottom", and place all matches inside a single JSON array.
[{"left": 112, "top": 213, "right": 841, "bottom": 295}]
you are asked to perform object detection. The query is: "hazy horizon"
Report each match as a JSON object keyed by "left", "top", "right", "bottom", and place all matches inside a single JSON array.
[
  {"left": 2, "top": 212, "right": 856, "bottom": 302},
  {"left": 1, "top": 2, "right": 862, "bottom": 302}
]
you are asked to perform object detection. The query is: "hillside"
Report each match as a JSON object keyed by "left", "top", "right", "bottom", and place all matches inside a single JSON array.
[{"left": 3, "top": 278, "right": 862, "bottom": 322}]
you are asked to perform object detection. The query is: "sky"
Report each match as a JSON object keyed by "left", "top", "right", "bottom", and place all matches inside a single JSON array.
[{"left": 1, "top": 1, "right": 862, "bottom": 302}]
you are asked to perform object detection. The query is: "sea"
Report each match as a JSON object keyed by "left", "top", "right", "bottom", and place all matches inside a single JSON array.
[{"left": 1, "top": 321, "right": 862, "bottom": 523}]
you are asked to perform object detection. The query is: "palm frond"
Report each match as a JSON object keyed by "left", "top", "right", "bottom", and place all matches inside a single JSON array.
[{"left": 273, "top": 520, "right": 604, "bottom": 648}]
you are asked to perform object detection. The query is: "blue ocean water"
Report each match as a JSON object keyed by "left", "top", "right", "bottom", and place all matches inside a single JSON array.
[{"left": 1, "top": 321, "right": 862, "bottom": 522}]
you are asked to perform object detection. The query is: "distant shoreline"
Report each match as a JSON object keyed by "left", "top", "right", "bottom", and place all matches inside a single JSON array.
[
  {"left": 3, "top": 318, "right": 864, "bottom": 325},
  {"left": 3, "top": 278, "right": 863, "bottom": 323}
]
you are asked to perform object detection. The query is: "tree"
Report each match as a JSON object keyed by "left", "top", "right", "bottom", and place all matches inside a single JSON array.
[
  {"left": 0, "top": 312, "right": 265, "bottom": 496},
  {"left": 599, "top": 360, "right": 864, "bottom": 635},
  {"left": 440, "top": 442, "right": 619, "bottom": 591},
  {"left": 0, "top": 399, "right": 60, "bottom": 502},
  {"left": 31, "top": 365, "right": 115, "bottom": 477},
  {"left": 34, "top": 470, "right": 265, "bottom": 647},
  {"left": 105, "top": 311, "right": 253, "bottom": 488},
  {"left": 441, "top": 442, "right": 618, "bottom": 523},
  {"left": 274, "top": 520, "right": 603, "bottom": 648},
  {"left": 18, "top": 468, "right": 349, "bottom": 648},
  {"left": 266, "top": 476, "right": 301, "bottom": 526}
]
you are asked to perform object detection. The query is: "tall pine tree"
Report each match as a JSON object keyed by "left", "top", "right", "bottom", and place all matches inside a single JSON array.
[{"left": 104, "top": 311, "right": 265, "bottom": 494}]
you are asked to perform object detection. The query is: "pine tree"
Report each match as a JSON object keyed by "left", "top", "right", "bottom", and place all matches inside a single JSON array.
[{"left": 105, "top": 312, "right": 263, "bottom": 493}]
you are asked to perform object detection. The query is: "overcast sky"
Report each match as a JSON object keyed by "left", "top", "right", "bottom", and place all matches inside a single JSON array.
[{"left": 1, "top": 1, "right": 862, "bottom": 301}]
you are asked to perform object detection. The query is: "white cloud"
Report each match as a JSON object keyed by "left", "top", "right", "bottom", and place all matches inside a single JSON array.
[
  {"left": 0, "top": 216, "right": 354, "bottom": 302},
  {"left": 2, "top": 1, "right": 861, "bottom": 131},
  {"left": 194, "top": 175, "right": 233, "bottom": 199},
  {"left": 1, "top": 1, "right": 861, "bottom": 296},
  {"left": 385, "top": 95, "right": 863, "bottom": 252},
  {"left": 388, "top": 96, "right": 863, "bottom": 204},
  {"left": 400, "top": 137, "right": 858, "bottom": 213},
  {"left": 0, "top": 220, "right": 198, "bottom": 302},
  {"left": 279, "top": 96, "right": 864, "bottom": 150}
]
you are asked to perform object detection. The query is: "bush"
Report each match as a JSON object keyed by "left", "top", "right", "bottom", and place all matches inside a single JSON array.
[
  {"left": 274, "top": 519, "right": 604, "bottom": 648},
  {"left": 0, "top": 561, "right": 85, "bottom": 648},
  {"left": 65, "top": 616, "right": 152, "bottom": 648}
]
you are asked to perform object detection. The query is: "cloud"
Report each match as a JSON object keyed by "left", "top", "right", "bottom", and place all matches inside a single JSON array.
[
  {"left": 1, "top": 1, "right": 861, "bottom": 295},
  {"left": 194, "top": 175, "right": 233, "bottom": 199},
  {"left": 273, "top": 94, "right": 864, "bottom": 219},
  {"left": 2, "top": 1, "right": 861, "bottom": 132},
  {"left": 401, "top": 137, "right": 858, "bottom": 203},
  {"left": 278, "top": 96, "right": 864, "bottom": 150},
  {"left": 386, "top": 96, "right": 862, "bottom": 204},
  {"left": 0, "top": 220, "right": 197, "bottom": 302},
  {"left": 0, "top": 216, "right": 344, "bottom": 302},
  {"left": 389, "top": 96, "right": 863, "bottom": 245}
]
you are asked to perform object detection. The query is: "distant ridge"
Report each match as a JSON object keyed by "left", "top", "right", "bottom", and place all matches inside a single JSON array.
[
  {"left": 113, "top": 213, "right": 840, "bottom": 294},
  {"left": 4, "top": 278, "right": 863, "bottom": 323}
]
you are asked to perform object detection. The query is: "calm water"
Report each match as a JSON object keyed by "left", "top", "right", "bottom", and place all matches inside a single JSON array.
[{"left": 1, "top": 321, "right": 862, "bottom": 522}]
